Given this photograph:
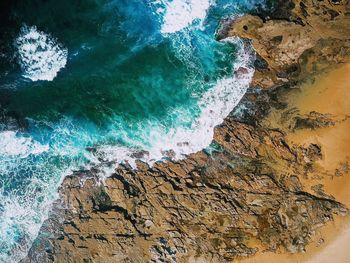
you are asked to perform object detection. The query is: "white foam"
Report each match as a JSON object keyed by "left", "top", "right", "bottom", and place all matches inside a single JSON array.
[
  {"left": 157, "top": 0, "right": 211, "bottom": 34},
  {"left": 0, "top": 131, "right": 49, "bottom": 158},
  {"left": 0, "top": 177, "right": 57, "bottom": 262},
  {"left": 0, "top": 126, "right": 81, "bottom": 262},
  {"left": 150, "top": 38, "right": 254, "bottom": 159},
  {"left": 16, "top": 25, "right": 68, "bottom": 81},
  {"left": 0, "top": 5, "right": 255, "bottom": 263},
  {"left": 96, "top": 37, "right": 254, "bottom": 168}
]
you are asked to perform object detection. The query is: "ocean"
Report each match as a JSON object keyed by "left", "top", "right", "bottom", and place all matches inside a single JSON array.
[{"left": 0, "top": 0, "right": 265, "bottom": 261}]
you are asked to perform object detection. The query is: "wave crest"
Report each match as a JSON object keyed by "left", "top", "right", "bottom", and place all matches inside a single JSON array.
[
  {"left": 152, "top": 0, "right": 211, "bottom": 34},
  {"left": 95, "top": 37, "right": 255, "bottom": 168},
  {"left": 0, "top": 131, "right": 49, "bottom": 158},
  {"left": 16, "top": 25, "right": 68, "bottom": 81}
]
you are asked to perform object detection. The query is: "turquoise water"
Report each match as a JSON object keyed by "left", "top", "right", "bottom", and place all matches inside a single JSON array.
[{"left": 0, "top": 0, "right": 264, "bottom": 261}]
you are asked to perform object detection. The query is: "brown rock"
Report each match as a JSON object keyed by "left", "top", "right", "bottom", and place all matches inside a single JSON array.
[{"left": 23, "top": 0, "right": 350, "bottom": 262}]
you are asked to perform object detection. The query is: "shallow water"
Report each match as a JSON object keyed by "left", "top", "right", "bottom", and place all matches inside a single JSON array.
[{"left": 0, "top": 0, "right": 264, "bottom": 261}]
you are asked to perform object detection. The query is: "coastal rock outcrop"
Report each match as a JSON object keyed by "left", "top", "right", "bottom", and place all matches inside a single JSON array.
[
  {"left": 25, "top": 117, "right": 346, "bottom": 263},
  {"left": 24, "top": 0, "right": 350, "bottom": 262},
  {"left": 227, "top": 0, "right": 350, "bottom": 89}
]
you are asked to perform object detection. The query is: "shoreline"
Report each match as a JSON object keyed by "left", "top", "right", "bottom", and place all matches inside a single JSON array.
[
  {"left": 238, "top": 61, "right": 350, "bottom": 263},
  {"left": 24, "top": 61, "right": 350, "bottom": 263},
  {"left": 288, "top": 62, "right": 350, "bottom": 263},
  {"left": 24, "top": 0, "right": 350, "bottom": 262}
]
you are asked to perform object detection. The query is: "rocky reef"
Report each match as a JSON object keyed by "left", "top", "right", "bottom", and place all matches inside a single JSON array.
[{"left": 24, "top": 0, "right": 350, "bottom": 262}]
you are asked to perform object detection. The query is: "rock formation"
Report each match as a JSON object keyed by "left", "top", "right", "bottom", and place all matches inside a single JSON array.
[{"left": 24, "top": 0, "right": 350, "bottom": 262}]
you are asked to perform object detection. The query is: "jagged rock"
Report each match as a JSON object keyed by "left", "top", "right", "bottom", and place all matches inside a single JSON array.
[
  {"left": 23, "top": 0, "right": 350, "bottom": 262},
  {"left": 24, "top": 117, "right": 347, "bottom": 262},
  {"left": 293, "top": 112, "right": 335, "bottom": 130},
  {"left": 226, "top": 0, "right": 350, "bottom": 89}
]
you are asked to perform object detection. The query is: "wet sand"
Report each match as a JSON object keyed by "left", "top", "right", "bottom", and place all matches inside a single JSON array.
[{"left": 239, "top": 62, "right": 350, "bottom": 263}]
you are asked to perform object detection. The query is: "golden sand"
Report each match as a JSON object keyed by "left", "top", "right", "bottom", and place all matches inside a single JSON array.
[{"left": 238, "top": 62, "right": 350, "bottom": 263}]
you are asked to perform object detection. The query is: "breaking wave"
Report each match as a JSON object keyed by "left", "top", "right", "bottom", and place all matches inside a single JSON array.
[
  {"left": 16, "top": 25, "right": 68, "bottom": 81},
  {"left": 153, "top": 0, "right": 212, "bottom": 34},
  {"left": 0, "top": 131, "right": 49, "bottom": 157},
  {"left": 0, "top": 0, "right": 264, "bottom": 261},
  {"left": 95, "top": 37, "right": 254, "bottom": 167}
]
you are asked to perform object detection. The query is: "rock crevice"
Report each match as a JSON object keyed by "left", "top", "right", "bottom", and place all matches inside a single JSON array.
[{"left": 24, "top": 0, "right": 350, "bottom": 262}]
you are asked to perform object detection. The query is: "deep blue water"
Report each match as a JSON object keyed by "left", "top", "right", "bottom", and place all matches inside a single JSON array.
[{"left": 0, "top": 0, "right": 265, "bottom": 261}]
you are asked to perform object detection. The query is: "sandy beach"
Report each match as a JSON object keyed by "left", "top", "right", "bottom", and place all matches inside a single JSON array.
[
  {"left": 238, "top": 62, "right": 350, "bottom": 263},
  {"left": 19, "top": 0, "right": 350, "bottom": 260}
]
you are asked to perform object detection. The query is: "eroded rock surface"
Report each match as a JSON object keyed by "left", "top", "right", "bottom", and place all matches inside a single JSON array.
[
  {"left": 24, "top": 0, "right": 350, "bottom": 262},
  {"left": 227, "top": 0, "right": 350, "bottom": 89},
  {"left": 25, "top": 116, "right": 346, "bottom": 263}
]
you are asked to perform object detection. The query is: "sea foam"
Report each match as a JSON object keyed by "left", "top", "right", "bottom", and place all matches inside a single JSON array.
[
  {"left": 95, "top": 37, "right": 254, "bottom": 168},
  {"left": 16, "top": 25, "right": 68, "bottom": 81},
  {"left": 2, "top": 2, "right": 255, "bottom": 262},
  {"left": 0, "top": 124, "right": 87, "bottom": 262},
  {"left": 155, "top": 0, "right": 211, "bottom": 34},
  {"left": 0, "top": 131, "right": 49, "bottom": 157},
  {"left": 0, "top": 131, "right": 50, "bottom": 262},
  {"left": 94, "top": 1, "right": 254, "bottom": 168}
]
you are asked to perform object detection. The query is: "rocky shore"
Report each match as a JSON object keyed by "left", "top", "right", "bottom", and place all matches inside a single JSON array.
[{"left": 24, "top": 0, "right": 350, "bottom": 262}]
